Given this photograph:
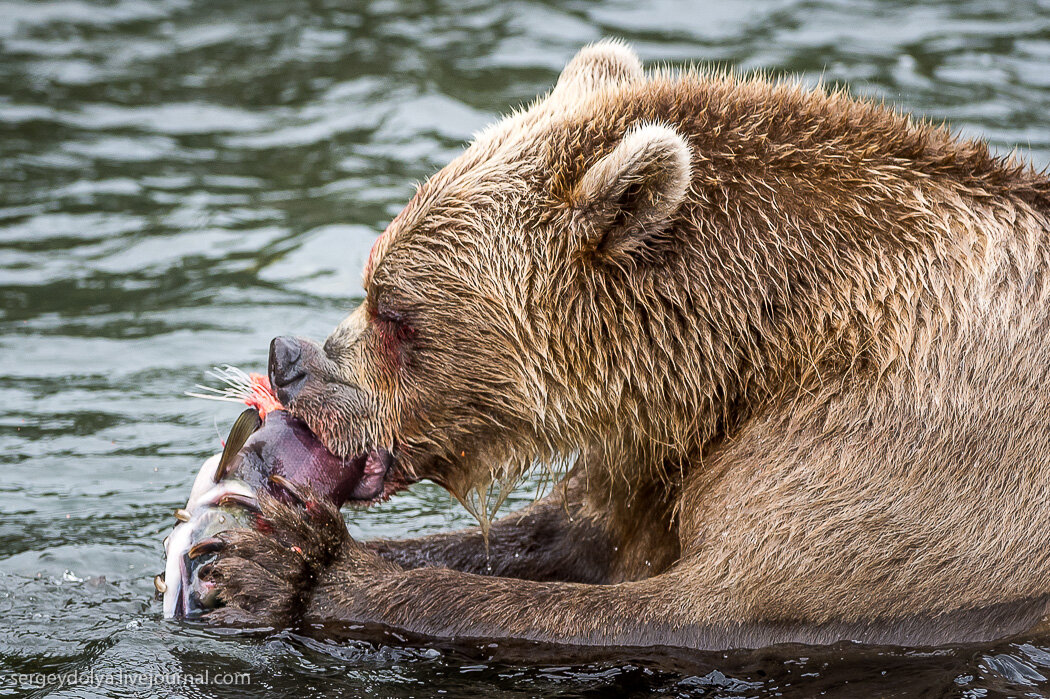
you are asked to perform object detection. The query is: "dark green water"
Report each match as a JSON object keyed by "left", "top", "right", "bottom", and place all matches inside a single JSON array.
[{"left": 2, "top": 0, "right": 1050, "bottom": 696}]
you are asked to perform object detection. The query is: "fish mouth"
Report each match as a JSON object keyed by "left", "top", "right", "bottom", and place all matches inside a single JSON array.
[{"left": 162, "top": 469, "right": 255, "bottom": 619}]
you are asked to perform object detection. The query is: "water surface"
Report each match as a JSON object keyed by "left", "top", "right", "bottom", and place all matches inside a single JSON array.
[{"left": 2, "top": 0, "right": 1050, "bottom": 696}]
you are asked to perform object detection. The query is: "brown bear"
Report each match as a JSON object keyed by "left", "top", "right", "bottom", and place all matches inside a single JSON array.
[{"left": 198, "top": 39, "right": 1050, "bottom": 649}]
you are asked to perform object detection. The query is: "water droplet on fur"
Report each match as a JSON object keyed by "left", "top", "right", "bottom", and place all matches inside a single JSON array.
[
  {"left": 613, "top": 546, "right": 618, "bottom": 552},
  {"left": 645, "top": 560, "right": 651, "bottom": 566}
]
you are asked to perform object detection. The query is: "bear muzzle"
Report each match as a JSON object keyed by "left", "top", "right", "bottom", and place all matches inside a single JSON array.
[{"left": 267, "top": 335, "right": 412, "bottom": 504}]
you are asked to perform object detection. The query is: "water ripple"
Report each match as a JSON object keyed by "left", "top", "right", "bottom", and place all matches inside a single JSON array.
[{"left": 1, "top": 0, "right": 1049, "bottom": 696}]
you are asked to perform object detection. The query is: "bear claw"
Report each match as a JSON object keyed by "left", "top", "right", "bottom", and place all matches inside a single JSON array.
[{"left": 188, "top": 537, "right": 225, "bottom": 559}]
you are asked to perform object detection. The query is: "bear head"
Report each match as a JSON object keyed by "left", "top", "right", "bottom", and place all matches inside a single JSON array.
[{"left": 270, "top": 40, "right": 695, "bottom": 516}]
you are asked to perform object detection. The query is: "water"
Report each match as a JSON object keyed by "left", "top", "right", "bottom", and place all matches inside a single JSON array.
[{"left": 1, "top": 0, "right": 1049, "bottom": 695}]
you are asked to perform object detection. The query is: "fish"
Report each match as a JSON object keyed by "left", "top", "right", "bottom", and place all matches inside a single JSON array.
[{"left": 159, "top": 371, "right": 373, "bottom": 619}]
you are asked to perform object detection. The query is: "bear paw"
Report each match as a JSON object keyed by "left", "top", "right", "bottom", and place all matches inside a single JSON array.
[{"left": 197, "top": 478, "right": 351, "bottom": 627}]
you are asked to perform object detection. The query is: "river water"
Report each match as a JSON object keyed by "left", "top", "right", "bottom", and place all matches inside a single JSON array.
[{"left": 2, "top": 0, "right": 1050, "bottom": 696}]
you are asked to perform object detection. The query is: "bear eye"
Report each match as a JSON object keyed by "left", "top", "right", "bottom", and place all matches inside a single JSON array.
[
  {"left": 374, "top": 304, "right": 416, "bottom": 343},
  {"left": 377, "top": 307, "right": 404, "bottom": 327}
]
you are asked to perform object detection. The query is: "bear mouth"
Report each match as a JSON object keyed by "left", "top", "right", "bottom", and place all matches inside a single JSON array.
[
  {"left": 189, "top": 368, "right": 414, "bottom": 508},
  {"left": 224, "top": 409, "right": 412, "bottom": 508},
  {"left": 344, "top": 445, "right": 414, "bottom": 504}
]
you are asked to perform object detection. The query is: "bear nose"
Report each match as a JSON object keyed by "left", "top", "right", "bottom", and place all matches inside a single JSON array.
[{"left": 268, "top": 336, "right": 307, "bottom": 406}]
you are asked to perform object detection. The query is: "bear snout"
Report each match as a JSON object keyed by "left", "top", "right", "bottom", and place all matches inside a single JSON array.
[
  {"left": 268, "top": 336, "right": 309, "bottom": 405},
  {"left": 266, "top": 334, "right": 384, "bottom": 460}
]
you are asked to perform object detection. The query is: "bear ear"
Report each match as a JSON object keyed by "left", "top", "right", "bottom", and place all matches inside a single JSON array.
[
  {"left": 552, "top": 39, "right": 643, "bottom": 99},
  {"left": 569, "top": 124, "right": 692, "bottom": 261}
]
